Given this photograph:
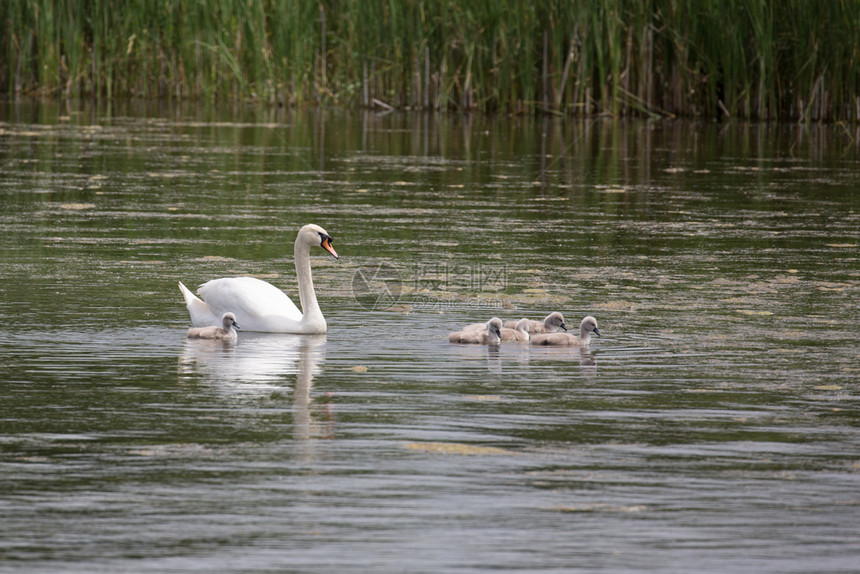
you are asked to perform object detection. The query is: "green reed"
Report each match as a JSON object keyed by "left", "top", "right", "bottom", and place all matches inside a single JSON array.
[{"left": 2, "top": 0, "right": 859, "bottom": 120}]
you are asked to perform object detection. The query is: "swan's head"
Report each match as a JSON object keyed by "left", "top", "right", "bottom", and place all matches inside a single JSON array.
[
  {"left": 544, "top": 311, "right": 567, "bottom": 332},
  {"left": 514, "top": 318, "right": 531, "bottom": 333},
  {"left": 581, "top": 316, "right": 599, "bottom": 337},
  {"left": 222, "top": 312, "right": 239, "bottom": 330},
  {"left": 487, "top": 317, "right": 503, "bottom": 343},
  {"left": 299, "top": 224, "right": 339, "bottom": 259}
]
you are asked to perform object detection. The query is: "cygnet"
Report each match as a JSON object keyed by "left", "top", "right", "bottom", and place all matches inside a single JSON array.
[
  {"left": 503, "top": 311, "right": 567, "bottom": 334},
  {"left": 499, "top": 318, "right": 531, "bottom": 342},
  {"left": 187, "top": 312, "right": 239, "bottom": 341},
  {"left": 530, "top": 316, "right": 599, "bottom": 347},
  {"left": 449, "top": 317, "right": 503, "bottom": 345}
]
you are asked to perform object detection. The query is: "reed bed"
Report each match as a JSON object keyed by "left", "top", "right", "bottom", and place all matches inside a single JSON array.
[{"left": 3, "top": 0, "right": 859, "bottom": 120}]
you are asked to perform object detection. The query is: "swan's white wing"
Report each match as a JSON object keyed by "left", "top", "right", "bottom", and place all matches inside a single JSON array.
[{"left": 197, "top": 277, "right": 302, "bottom": 331}]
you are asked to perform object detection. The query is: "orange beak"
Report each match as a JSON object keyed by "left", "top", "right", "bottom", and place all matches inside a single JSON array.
[{"left": 321, "top": 236, "right": 339, "bottom": 259}]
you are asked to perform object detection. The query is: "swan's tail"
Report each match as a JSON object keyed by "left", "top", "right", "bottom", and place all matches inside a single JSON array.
[{"left": 178, "top": 281, "right": 219, "bottom": 327}]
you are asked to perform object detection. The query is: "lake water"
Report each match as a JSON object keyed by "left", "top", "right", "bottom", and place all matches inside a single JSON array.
[{"left": 1, "top": 100, "right": 859, "bottom": 573}]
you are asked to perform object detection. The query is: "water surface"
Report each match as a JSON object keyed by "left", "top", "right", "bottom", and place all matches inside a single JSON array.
[{"left": 1, "top": 101, "right": 859, "bottom": 572}]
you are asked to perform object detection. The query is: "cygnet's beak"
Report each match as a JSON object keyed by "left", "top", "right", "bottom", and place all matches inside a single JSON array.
[
  {"left": 592, "top": 327, "right": 601, "bottom": 337},
  {"left": 560, "top": 323, "right": 568, "bottom": 332},
  {"left": 494, "top": 329, "right": 502, "bottom": 338},
  {"left": 233, "top": 322, "right": 241, "bottom": 330}
]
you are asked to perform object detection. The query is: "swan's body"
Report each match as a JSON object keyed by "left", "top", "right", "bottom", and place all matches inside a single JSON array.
[
  {"left": 179, "top": 224, "right": 338, "bottom": 333},
  {"left": 503, "top": 312, "right": 567, "bottom": 334},
  {"left": 530, "top": 316, "right": 600, "bottom": 347},
  {"left": 187, "top": 312, "right": 239, "bottom": 340},
  {"left": 499, "top": 318, "right": 531, "bottom": 342},
  {"left": 449, "top": 318, "right": 503, "bottom": 345}
]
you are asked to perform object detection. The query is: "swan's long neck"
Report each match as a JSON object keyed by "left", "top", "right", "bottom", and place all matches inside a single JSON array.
[{"left": 295, "top": 237, "right": 323, "bottom": 327}]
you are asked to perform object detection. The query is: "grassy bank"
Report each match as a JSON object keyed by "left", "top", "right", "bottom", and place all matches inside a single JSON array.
[{"left": 3, "top": 0, "right": 859, "bottom": 120}]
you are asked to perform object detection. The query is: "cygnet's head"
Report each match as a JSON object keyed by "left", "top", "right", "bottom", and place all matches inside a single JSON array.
[
  {"left": 298, "top": 223, "right": 338, "bottom": 259},
  {"left": 222, "top": 312, "right": 240, "bottom": 330},
  {"left": 514, "top": 318, "right": 531, "bottom": 333},
  {"left": 487, "top": 317, "right": 503, "bottom": 341},
  {"left": 545, "top": 311, "right": 567, "bottom": 332},
  {"left": 580, "top": 316, "right": 599, "bottom": 337}
]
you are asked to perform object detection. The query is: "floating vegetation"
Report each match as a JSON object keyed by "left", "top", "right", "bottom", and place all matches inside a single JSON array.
[
  {"left": 403, "top": 442, "right": 514, "bottom": 456},
  {"left": 551, "top": 504, "right": 648, "bottom": 514},
  {"left": 3, "top": 1, "right": 860, "bottom": 120},
  {"left": 594, "top": 300, "right": 637, "bottom": 312}
]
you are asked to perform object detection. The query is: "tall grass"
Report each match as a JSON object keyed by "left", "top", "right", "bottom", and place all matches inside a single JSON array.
[{"left": 2, "top": 0, "right": 859, "bottom": 120}]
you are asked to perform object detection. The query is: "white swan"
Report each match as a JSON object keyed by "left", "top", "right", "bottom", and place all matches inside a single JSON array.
[
  {"left": 530, "top": 316, "right": 600, "bottom": 347},
  {"left": 503, "top": 312, "right": 567, "bottom": 334},
  {"left": 449, "top": 317, "right": 503, "bottom": 345},
  {"left": 499, "top": 318, "right": 531, "bottom": 342},
  {"left": 187, "top": 312, "right": 239, "bottom": 340},
  {"left": 179, "top": 224, "right": 338, "bottom": 333}
]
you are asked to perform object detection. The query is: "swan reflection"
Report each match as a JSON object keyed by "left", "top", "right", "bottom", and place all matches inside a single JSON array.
[
  {"left": 179, "top": 333, "right": 332, "bottom": 439},
  {"left": 180, "top": 332, "right": 325, "bottom": 387}
]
